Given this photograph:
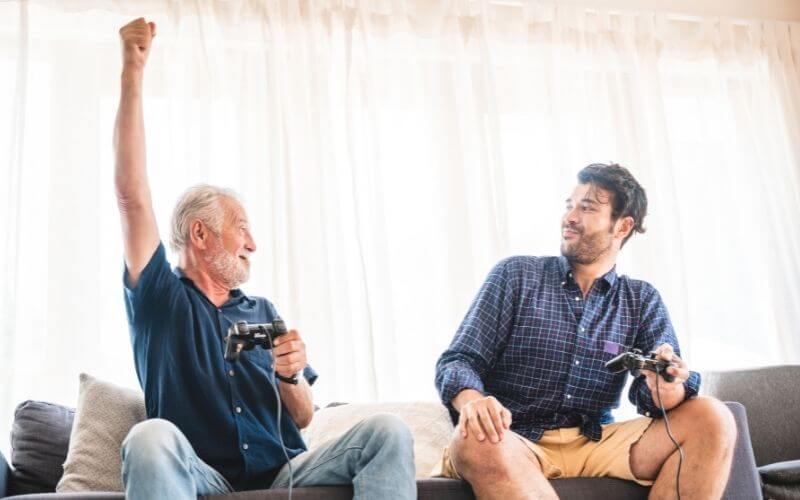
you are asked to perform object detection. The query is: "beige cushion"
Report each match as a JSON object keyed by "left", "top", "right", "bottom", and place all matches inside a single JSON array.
[
  {"left": 301, "top": 401, "right": 454, "bottom": 478},
  {"left": 56, "top": 373, "right": 146, "bottom": 492}
]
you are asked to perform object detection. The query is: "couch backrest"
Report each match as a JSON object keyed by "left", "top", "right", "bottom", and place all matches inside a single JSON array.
[{"left": 701, "top": 365, "right": 800, "bottom": 466}]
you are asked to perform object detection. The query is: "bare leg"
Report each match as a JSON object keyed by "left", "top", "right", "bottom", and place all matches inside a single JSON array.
[
  {"left": 448, "top": 430, "right": 559, "bottom": 500},
  {"left": 630, "top": 396, "right": 737, "bottom": 500}
]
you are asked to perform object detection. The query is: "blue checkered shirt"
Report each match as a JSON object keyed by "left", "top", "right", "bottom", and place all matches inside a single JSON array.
[{"left": 435, "top": 256, "right": 701, "bottom": 442}]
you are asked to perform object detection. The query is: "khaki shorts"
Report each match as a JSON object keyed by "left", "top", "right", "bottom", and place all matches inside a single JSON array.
[{"left": 432, "top": 417, "right": 655, "bottom": 486}]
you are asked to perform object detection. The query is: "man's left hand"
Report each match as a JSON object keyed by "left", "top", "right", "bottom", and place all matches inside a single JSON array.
[
  {"left": 272, "top": 329, "right": 307, "bottom": 379},
  {"left": 643, "top": 343, "right": 689, "bottom": 408}
]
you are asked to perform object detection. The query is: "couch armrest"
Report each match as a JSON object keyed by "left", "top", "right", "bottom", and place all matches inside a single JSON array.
[
  {"left": 0, "top": 448, "right": 10, "bottom": 498},
  {"left": 722, "top": 402, "right": 762, "bottom": 500}
]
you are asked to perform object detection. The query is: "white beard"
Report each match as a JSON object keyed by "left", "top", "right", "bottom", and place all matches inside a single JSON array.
[{"left": 204, "top": 242, "right": 249, "bottom": 289}]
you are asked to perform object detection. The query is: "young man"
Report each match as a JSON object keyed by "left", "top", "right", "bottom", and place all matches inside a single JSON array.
[
  {"left": 114, "top": 18, "right": 415, "bottom": 499},
  {"left": 434, "top": 163, "right": 737, "bottom": 499}
]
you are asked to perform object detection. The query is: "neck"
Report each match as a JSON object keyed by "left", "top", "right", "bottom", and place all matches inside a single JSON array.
[
  {"left": 568, "top": 252, "right": 617, "bottom": 297},
  {"left": 179, "top": 252, "right": 231, "bottom": 308}
]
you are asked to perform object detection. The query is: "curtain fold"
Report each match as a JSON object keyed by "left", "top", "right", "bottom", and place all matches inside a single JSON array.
[{"left": 2, "top": 0, "right": 799, "bottom": 455}]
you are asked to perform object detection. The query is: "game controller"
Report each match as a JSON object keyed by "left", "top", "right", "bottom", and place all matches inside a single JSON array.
[
  {"left": 224, "top": 320, "right": 288, "bottom": 362},
  {"left": 605, "top": 348, "right": 676, "bottom": 382}
]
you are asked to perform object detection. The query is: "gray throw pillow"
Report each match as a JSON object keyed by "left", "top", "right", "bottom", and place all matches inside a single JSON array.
[
  {"left": 9, "top": 401, "right": 75, "bottom": 495},
  {"left": 55, "top": 373, "right": 146, "bottom": 492}
]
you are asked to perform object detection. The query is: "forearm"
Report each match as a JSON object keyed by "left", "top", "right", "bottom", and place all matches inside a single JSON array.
[
  {"left": 277, "top": 377, "right": 314, "bottom": 428},
  {"left": 114, "top": 70, "right": 151, "bottom": 205}
]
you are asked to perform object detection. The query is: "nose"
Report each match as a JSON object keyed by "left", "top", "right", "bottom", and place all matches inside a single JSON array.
[
  {"left": 245, "top": 232, "right": 257, "bottom": 253},
  {"left": 563, "top": 206, "right": 580, "bottom": 227}
]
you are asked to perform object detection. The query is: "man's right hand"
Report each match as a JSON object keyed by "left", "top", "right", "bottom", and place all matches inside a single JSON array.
[
  {"left": 453, "top": 389, "right": 512, "bottom": 444},
  {"left": 119, "top": 18, "right": 156, "bottom": 74}
]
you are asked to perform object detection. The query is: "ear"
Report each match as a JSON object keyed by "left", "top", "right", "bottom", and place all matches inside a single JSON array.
[
  {"left": 615, "top": 216, "right": 634, "bottom": 241},
  {"left": 189, "top": 219, "right": 210, "bottom": 250}
]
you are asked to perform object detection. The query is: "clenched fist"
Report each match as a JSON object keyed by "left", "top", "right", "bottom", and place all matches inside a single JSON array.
[{"left": 119, "top": 18, "right": 156, "bottom": 72}]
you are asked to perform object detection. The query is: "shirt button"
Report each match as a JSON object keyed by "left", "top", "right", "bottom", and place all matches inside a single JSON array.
[
  {"left": 235, "top": 406, "right": 242, "bottom": 414},
  {"left": 242, "top": 443, "right": 249, "bottom": 450},
  {"left": 580, "top": 327, "right": 586, "bottom": 332},
  {"left": 228, "top": 370, "right": 235, "bottom": 377},
  {"left": 575, "top": 296, "right": 581, "bottom": 301},
  {"left": 566, "top": 394, "right": 572, "bottom": 399},
  {"left": 575, "top": 360, "right": 580, "bottom": 365},
  {"left": 645, "top": 412, "right": 651, "bottom": 417}
]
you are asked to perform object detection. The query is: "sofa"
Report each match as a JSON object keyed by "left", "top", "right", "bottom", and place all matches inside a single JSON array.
[
  {"left": 702, "top": 365, "right": 800, "bottom": 500},
  {"left": 1, "top": 388, "right": 762, "bottom": 500}
]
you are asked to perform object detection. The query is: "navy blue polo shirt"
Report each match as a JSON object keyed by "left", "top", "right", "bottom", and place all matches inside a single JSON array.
[{"left": 123, "top": 242, "right": 317, "bottom": 490}]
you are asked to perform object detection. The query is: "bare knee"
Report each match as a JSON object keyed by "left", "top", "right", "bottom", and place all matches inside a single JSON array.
[
  {"left": 680, "top": 397, "right": 737, "bottom": 452},
  {"left": 450, "top": 432, "right": 535, "bottom": 480}
]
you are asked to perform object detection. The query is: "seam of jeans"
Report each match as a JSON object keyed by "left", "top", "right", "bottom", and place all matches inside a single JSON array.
[
  {"left": 273, "top": 445, "right": 365, "bottom": 487},
  {"left": 187, "top": 455, "right": 234, "bottom": 494}
]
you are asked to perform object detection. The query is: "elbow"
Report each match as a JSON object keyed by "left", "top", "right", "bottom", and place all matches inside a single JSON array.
[
  {"left": 295, "top": 411, "right": 313, "bottom": 429},
  {"left": 115, "top": 188, "right": 150, "bottom": 215}
]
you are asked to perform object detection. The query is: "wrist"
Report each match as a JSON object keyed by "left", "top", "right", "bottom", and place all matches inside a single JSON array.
[
  {"left": 276, "top": 372, "right": 300, "bottom": 385},
  {"left": 121, "top": 67, "right": 144, "bottom": 85}
]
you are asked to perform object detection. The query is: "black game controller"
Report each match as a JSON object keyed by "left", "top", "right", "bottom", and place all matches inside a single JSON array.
[
  {"left": 605, "top": 348, "right": 676, "bottom": 382},
  {"left": 224, "top": 320, "right": 288, "bottom": 362}
]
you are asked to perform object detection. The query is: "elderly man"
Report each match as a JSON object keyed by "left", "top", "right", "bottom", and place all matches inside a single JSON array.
[
  {"left": 114, "top": 18, "right": 415, "bottom": 499},
  {"left": 434, "top": 163, "right": 737, "bottom": 499}
]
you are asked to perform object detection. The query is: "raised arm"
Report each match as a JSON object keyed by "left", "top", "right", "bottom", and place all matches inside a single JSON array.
[{"left": 114, "top": 18, "right": 159, "bottom": 287}]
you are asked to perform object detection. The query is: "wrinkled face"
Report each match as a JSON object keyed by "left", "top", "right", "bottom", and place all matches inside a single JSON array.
[
  {"left": 203, "top": 198, "right": 256, "bottom": 289},
  {"left": 560, "top": 183, "right": 619, "bottom": 265}
]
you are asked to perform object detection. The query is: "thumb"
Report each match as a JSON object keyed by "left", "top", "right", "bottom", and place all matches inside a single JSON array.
[{"left": 148, "top": 21, "right": 157, "bottom": 38}]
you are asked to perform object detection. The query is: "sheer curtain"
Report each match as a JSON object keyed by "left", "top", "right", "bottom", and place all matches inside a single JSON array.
[{"left": 2, "top": 0, "right": 799, "bottom": 455}]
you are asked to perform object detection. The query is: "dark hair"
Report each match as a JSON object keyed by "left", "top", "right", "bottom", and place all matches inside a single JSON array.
[{"left": 577, "top": 163, "right": 647, "bottom": 247}]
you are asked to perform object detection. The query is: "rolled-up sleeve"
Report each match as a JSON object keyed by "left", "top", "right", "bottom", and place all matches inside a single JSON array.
[
  {"left": 628, "top": 286, "right": 701, "bottom": 418},
  {"left": 435, "top": 259, "right": 518, "bottom": 422}
]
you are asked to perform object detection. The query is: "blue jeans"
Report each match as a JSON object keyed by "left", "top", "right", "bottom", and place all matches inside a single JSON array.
[{"left": 121, "top": 413, "right": 416, "bottom": 500}]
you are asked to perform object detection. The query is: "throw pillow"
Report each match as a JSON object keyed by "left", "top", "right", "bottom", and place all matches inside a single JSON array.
[
  {"left": 55, "top": 373, "right": 146, "bottom": 492},
  {"left": 9, "top": 401, "right": 75, "bottom": 494},
  {"left": 301, "top": 401, "right": 454, "bottom": 478}
]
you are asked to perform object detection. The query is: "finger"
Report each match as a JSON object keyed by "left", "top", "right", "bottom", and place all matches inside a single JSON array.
[
  {"left": 467, "top": 412, "right": 485, "bottom": 441},
  {"left": 667, "top": 366, "right": 689, "bottom": 382},
  {"left": 273, "top": 330, "right": 299, "bottom": 346},
  {"left": 275, "top": 352, "right": 304, "bottom": 366},
  {"left": 458, "top": 415, "right": 468, "bottom": 438},
  {"left": 273, "top": 340, "right": 303, "bottom": 356},
  {"left": 477, "top": 408, "right": 500, "bottom": 443},
  {"left": 148, "top": 21, "right": 157, "bottom": 37},
  {"left": 488, "top": 406, "right": 506, "bottom": 440},
  {"left": 501, "top": 408, "right": 512, "bottom": 429},
  {"left": 656, "top": 343, "right": 674, "bottom": 360}
]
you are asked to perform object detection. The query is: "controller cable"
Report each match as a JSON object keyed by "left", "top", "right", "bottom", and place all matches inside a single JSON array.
[
  {"left": 655, "top": 366, "right": 683, "bottom": 500},
  {"left": 266, "top": 331, "right": 294, "bottom": 500},
  {"left": 221, "top": 314, "right": 294, "bottom": 500}
]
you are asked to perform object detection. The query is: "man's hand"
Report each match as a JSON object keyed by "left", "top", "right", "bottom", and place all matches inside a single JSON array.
[
  {"left": 272, "top": 329, "right": 307, "bottom": 379},
  {"left": 454, "top": 391, "right": 512, "bottom": 444},
  {"left": 119, "top": 18, "right": 156, "bottom": 74},
  {"left": 643, "top": 343, "right": 689, "bottom": 410}
]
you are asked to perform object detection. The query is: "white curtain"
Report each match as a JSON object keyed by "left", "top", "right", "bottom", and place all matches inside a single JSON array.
[{"left": 2, "top": 0, "right": 800, "bottom": 455}]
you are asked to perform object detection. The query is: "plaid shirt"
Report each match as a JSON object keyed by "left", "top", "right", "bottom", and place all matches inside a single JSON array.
[{"left": 435, "top": 256, "right": 701, "bottom": 442}]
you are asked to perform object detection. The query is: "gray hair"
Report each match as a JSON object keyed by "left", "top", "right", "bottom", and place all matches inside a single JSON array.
[{"left": 170, "top": 184, "right": 240, "bottom": 253}]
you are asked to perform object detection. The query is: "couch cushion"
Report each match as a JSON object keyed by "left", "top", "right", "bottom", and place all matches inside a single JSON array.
[
  {"left": 702, "top": 365, "right": 800, "bottom": 466},
  {"left": 301, "top": 401, "right": 453, "bottom": 478},
  {"left": 9, "top": 401, "right": 74, "bottom": 495},
  {"left": 55, "top": 373, "right": 146, "bottom": 493}
]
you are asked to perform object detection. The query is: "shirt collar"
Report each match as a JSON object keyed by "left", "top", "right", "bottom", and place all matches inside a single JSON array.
[
  {"left": 557, "top": 256, "right": 618, "bottom": 290},
  {"left": 173, "top": 267, "right": 252, "bottom": 305}
]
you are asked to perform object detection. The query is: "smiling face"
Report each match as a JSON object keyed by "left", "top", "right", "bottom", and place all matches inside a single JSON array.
[
  {"left": 202, "top": 197, "right": 256, "bottom": 289},
  {"left": 560, "top": 183, "right": 627, "bottom": 265}
]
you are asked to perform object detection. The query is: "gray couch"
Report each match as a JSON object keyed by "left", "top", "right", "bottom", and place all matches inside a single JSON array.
[
  {"left": 702, "top": 365, "right": 800, "bottom": 500},
  {"left": 1, "top": 394, "right": 762, "bottom": 500}
]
